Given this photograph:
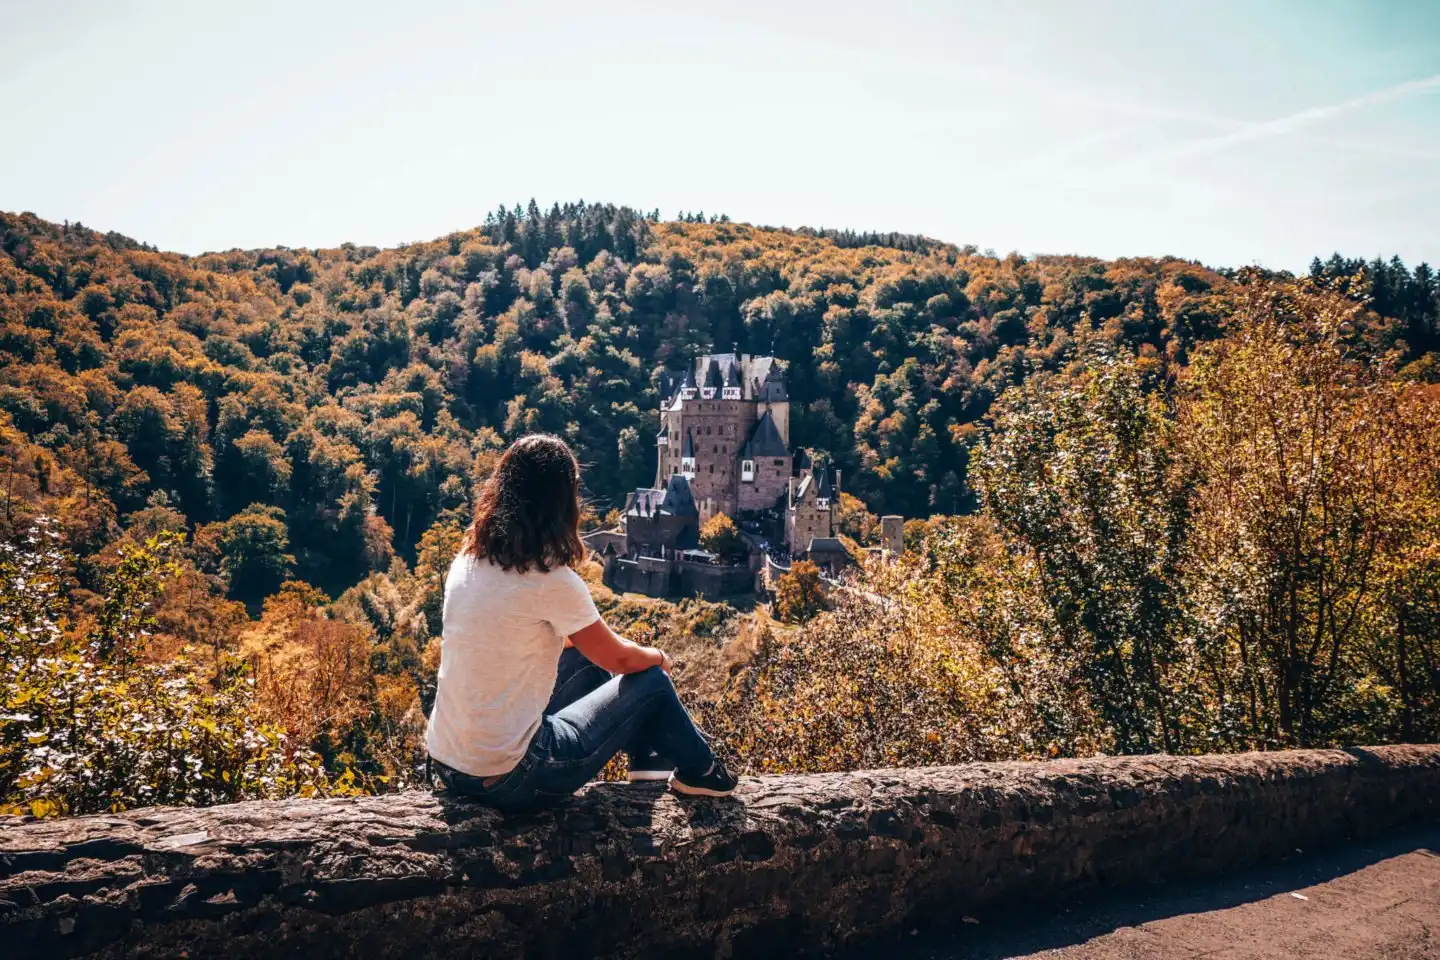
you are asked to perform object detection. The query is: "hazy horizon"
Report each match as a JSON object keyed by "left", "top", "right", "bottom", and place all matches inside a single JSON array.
[{"left": 4, "top": 0, "right": 1439, "bottom": 271}]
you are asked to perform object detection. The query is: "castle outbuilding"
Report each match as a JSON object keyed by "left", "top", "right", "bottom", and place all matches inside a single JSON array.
[{"left": 624, "top": 474, "right": 700, "bottom": 556}]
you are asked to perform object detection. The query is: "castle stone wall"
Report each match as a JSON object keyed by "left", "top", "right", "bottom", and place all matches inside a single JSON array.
[
  {"left": 675, "top": 560, "right": 755, "bottom": 599},
  {"left": 624, "top": 514, "right": 696, "bottom": 556},
  {"left": 881, "top": 515, "right": 904, "bottom": 555},
  {"left": 604, "top": 557, "right": 672, "bottom": 596}
]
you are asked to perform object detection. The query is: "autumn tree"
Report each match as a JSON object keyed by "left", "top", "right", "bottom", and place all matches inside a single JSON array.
[
  {"left": 774, "top": 560, "right": 826, "bottom": 623},
  {"left": 237, "top": 582, "right": 385, "bottom": 768},
  {"left": 1178, "top": 275, "right": 1440, "bottom": 746},
  {"left": 0, "top": 520, "right": 326, "bottom": 817},
  {"left": 699, "top": 512, "right": 743, "bottom": 560}
]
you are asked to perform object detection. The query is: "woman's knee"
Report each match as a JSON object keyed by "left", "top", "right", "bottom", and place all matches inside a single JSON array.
[{"left": 624, "top": 665, "right": 675, "bottom": 694}]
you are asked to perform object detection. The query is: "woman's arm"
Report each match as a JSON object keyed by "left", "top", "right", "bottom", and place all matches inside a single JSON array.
[{"left": 567, "top": 618, "right": 671, "bottom": 675}]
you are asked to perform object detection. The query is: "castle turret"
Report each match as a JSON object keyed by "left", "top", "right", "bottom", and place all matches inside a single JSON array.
[
  {"left": 723, "top": 361, "right": 742, "bottom": 400},
  {"left": 738, "top": 410, "right": 791, "bottom": 511},
  {"left": 701, "top": 358, "right": 723, "bottom": 399},
  {"left": 785, "top": 458, "right": 838, "bottom": 556}
]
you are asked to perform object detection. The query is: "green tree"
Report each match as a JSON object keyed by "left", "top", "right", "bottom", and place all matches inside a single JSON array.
[
  {"left": 211, "top": 504, "right": 295, "bottom": 605},
  {"left": 0, "top": 519, "right": 328, "bottom": 817},
  {"left": 972, "top": 344, "right": 1193, "bottom": 753}
]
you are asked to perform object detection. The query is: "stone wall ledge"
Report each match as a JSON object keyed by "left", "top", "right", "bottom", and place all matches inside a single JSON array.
[{"left": 3, "top": 745, "right": 1439, "bottom": 959}]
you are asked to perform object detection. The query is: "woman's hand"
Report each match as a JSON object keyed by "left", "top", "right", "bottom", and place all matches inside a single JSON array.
[{"left": 635, "top": 645, "right": 672, "bottom": 673}]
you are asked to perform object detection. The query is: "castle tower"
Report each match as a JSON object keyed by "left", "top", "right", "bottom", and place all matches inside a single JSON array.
[
  {"left": 650, "top": 352, "right": 791, "bottom": 522},
  {"left": 755, "top": 362, "right": 790, "bottom": 447},
  {"left": 785, "top": 463, "right": 838, "bottom": 556},
  {"left": 881, "top": 515, "right": 904, "bottom": 556}
]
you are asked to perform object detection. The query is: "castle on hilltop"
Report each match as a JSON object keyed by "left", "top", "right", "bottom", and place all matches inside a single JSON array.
[{"left": 591, "top": 353, "right": 854, "bottom": 598}]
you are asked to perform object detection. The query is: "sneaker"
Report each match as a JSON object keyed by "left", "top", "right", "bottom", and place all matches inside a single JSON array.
[
  {"left": 669, "top": 759, "right": 739, "bottom": 798},
  {"left": 626, "top": 750, "right": 673, "bottom": 782}
]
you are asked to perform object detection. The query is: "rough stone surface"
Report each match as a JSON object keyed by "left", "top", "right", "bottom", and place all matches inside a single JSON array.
[{"left": 1, "top": 746, "right": 1438, "bottom": 959}]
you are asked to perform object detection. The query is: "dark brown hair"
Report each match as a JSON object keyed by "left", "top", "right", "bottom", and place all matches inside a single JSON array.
[{"left": 462, "top": 434, "right": 585, "bottom": 573}]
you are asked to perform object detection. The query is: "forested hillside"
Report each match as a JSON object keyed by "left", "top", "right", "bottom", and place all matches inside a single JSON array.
[
  {"left": 4, "top": 204, "right": 1438, "bottom": 582},
  {"left": 2, "top": 202, "right": 1438, "bottom": 817}
]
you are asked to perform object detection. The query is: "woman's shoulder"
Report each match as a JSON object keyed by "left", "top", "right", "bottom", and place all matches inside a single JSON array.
[{"left": 451, "top": 553, "right": 583, "bottom": 585}]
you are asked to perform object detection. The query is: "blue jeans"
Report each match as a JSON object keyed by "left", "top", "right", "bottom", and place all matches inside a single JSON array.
[{"left": 434, "top": 649, "right": 716, "bottom": 811}]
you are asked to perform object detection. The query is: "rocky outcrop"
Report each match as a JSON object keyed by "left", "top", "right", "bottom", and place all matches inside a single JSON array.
[{"left": 3, "top": 746, "right": 1439, "bottom": 959}]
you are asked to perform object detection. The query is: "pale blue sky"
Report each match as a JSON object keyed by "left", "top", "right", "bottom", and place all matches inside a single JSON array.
[{"left": 3, "top": 0, "right": 1438, "bottom": 270}]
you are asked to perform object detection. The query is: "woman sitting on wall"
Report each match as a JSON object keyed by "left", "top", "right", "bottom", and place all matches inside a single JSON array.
[{"left": 426, "top": 434, "right": 738, "bottom": 810}]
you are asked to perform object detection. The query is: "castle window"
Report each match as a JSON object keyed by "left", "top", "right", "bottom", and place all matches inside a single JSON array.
[
  {"left": 723, "top": 387, "right": 741, "bottom": 399},
  {"left": 774, "top": 459, "right": 784, "bottom": 466},
  {"left": 708, "top": 464, "right": 714, "bottom": 474},
  {"left": 706, "top": 426, "right": 712, "bottom": 435},
  {"left": 702, "top": 387, "right": 716, "bottom": 399},
  {"left": 742, "top": 459, "right": 755, "bottom": 481}
]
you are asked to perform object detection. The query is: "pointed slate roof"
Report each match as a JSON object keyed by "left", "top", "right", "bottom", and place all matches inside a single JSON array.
[
  {"left": 815, "top": 468, "right": 835, "bottom": 500},
  {"left": 704, "top": 358, "right": 724, "bottom": 390},
  {"left": 659, "top": 353, "right": 786, "bottom": 401},
  {"left": 627, "top": 488, "right": 663, "bottom": 517},
  {"left": 742, "top": 411, "right": 788, "bottom": 459},
  {"left": 627, "top": 475, "right": 699, "bottom": 519},
  {"left": 660, "top": 474, "right": 698, "bottom": 516},
  {"left": 758, "top": 365, "right": 789, "bottom": 402},
  {"left": 682, "top": 432, "right": 695, "bottom": 459}
]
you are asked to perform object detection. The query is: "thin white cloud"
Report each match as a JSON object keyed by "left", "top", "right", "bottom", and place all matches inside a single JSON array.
[{"left": 1123, "top": 73, "right": 1440, "bottom": 169}]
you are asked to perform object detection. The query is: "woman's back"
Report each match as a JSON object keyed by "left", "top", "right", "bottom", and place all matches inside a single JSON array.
[{"left": 425, "top": 552, "right": 599, "bottom": 777}]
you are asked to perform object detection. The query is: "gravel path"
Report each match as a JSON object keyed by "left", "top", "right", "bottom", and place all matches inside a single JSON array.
[{"left": 853, "top": 826, "right": 1440, "bottom": 960}]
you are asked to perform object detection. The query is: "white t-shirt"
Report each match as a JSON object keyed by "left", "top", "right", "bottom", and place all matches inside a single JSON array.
[{"left": 425, "top": 552, "right": 601, "bottom": 777}]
